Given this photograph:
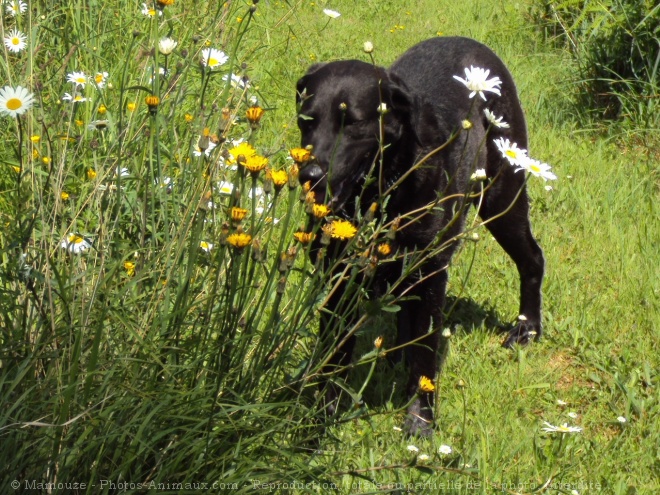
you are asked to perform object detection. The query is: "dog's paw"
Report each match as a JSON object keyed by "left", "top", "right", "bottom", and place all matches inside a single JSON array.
[
  {"left": 403, "top": 397, "right": 434, "bottom": 437},
  {"left": 502, "top": 317, "right": 542, "bottom": 348}
]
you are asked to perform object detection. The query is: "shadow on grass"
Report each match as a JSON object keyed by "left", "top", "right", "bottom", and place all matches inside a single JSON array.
[{"left": 328, "top": 296, "right": 512, "bottom": 419}]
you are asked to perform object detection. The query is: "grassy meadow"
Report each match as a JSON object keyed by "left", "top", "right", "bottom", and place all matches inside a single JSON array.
[{"left": 1, "top": 0, "right": 658, "bottom": 493}]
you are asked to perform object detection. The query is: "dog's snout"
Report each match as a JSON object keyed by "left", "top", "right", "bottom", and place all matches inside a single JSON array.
[{"left": 298, "top": 163, "right": 324, "bottom": 186}]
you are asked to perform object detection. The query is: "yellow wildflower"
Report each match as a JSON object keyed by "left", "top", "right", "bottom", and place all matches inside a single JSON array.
[
  {"left": 230, "top": 207, "right": 248, "bottom": 222},
  {"left": 327, "top": 219, "right": 357, "bottom": 240},
  {"left": 227, "top": 232, "right": 252, "bottom": 249},
  {"left": 242, "top": 155, "right": 268, "bottom": 174},
  {"left": 418, "top": 376, "right": 435, "bottom": 393},
  {"left": 228, "top": 142, "right": 256, "bottom": 164},
  {"left": 124, "top": 261, "right": 136, "bottom": 276},
  {"left": 289, "top": 147, "right": 312, "bottom": 164},
  {"left": 246, "top": 106, "right": 265, "bottom": 125},
  {"left": 311, "top": 203, "right": 331, "bottom": 219},
  {"left": 267, "top": 168, "right": 288, "bottom": 189},
  {"left": 293, "top": 231, "right": 315, "bottom": 244}
]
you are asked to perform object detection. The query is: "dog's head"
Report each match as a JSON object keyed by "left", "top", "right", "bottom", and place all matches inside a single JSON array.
[{"left": 295, "top": 60, "right": 414, "bottom": 212}]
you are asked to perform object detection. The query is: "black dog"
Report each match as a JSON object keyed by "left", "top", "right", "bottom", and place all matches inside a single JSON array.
[{"left": 296, "top": 37, "right": 545, "bottom": 435}]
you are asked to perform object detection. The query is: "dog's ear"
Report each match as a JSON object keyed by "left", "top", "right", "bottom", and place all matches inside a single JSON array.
[
  {"left": 386, "top": 72, "right": 435, "bottom": 146},
  {"left": 296, "top": 63, "right": 327, "bottom": 106},
  {"left": 387, "top": 73, "right": 413, "bottom": 115},
  {"left": 383, "top": 72, "right": 415, "bottom": 143}
]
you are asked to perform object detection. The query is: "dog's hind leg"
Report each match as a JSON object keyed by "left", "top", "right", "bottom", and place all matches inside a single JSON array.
[{"left": 476, "top": 167, "right": 545, "bottom": 347}]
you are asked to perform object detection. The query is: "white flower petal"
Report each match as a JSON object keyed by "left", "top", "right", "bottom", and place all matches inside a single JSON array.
[{"left": 323, "top": 8, "right": 341, "bottom": 19}]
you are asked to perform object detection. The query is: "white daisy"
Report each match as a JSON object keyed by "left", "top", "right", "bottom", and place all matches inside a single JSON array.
[
  {"left": 92, "top": 72, "right": 109, "bottom": 88},
  {"left": 557, "top": 399, "right": 568, "bottom": 406},
  {"left": 222, "top": 73, "right": 250, "bottom": 89},
  {"left": 541, "top": 421, "right": 583, "bottom": 433},
  {"left": 155, "top": 176, "right": 173, "bottom": 191},
  {"left": 406, "top": 445, "right": 419, "bottom": 453},
  {"left": 4, "top": 29, "right": 27, "bottom": 53},
  {"left": 453, "top": 66, "right": 502, "bottom": 101},
  {"left": 392, "top": 426, "right": 403, "bottom": 432},
  {"left": 438, "top": 444, "right": 452, "bottom": 455},
  {"left": 141, "top": 3, "right": 162, "bottom": 17},
  {"left": 417, "top": 454, "right": 430, "bottom": 462},
  {"left": 200, "top": 48, "right": 229, "bottom": 70},
  {"left": 493, "top": 137, "right": 528, "bottom": 167},
  {"left": 483, "top": 108, "right": 510, "bottom": 128},
  {"left": 218, "top": 181, "right": 234, "bottom": 195},
  {"left": 62, "top": 92, "right": 88, "bottom": 103},
  {"left": 87, "top": 120, "right": 109, "bottom": 131},
  {"left": 60, "top": 234, "right": 92, "bottom": 254},
  {"left": 517, "top": 157, "right": 557, "bottom": 181},
  {"left": 470, "top": 168, "right": 487, "bottom": 182},
  {"left": 0, "top": 85, "right": 35, "bottom": 117},
  {"left": 617, "top": 416, "right": 627, "bottom": 423},
  {"left": 67, "top": 71, "right": 88, "bottom": 88},
  {"left": 200, "top": 241, "right": 213, "bottom": 252},
  {"left": 149, "top": 66, "right": 168, "bottom": 83},
  {"left": 567, "top": 412, "right": 578, "bottom": 419},
  {"left": 6, "top": 0, "right": 27, "bottom": 17},
  {"left": 193, "top": 140, "right": 217, "bottom": 157},
  {"left": 158, "top": 37, "right": 178, "bottom": 55},
  {"left": 323, "top": 8, "right": 341, "bottom": 18}
]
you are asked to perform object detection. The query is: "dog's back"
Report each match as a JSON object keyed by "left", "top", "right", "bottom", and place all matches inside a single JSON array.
[{"left": 390, "top": 36, "right": 528, "bottom": 148}]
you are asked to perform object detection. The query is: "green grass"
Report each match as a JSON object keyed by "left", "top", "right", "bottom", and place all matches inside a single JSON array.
[{"left": 1, "top": 0, "right": 658, "bottom": 494}]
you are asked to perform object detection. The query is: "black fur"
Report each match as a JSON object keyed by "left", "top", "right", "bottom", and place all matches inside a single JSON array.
[{"left": 296, "top": 37, "right": 545, "bottom": 435}]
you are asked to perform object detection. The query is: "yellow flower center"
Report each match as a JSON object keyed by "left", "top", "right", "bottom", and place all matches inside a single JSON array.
[
  {"left": 11, "top": 37, "right": 20, "bottom": 45},
  {"left": 505, "top": 150, "right": 517, "bottom": 159},
  {"left": 6, "top": 98, "right": 22, "bottom": 111},
  {"left": 208, "top": 57, "right": 218, "bottom": 66},
  {"left": 69, "top": 234, "right": 84, "bottom": 244},
  {"left": 530, "top": 163, "right": 541, "bottom": 173},
  {"left": 95, "top": 74, "right": 104, "bottom": 83}
]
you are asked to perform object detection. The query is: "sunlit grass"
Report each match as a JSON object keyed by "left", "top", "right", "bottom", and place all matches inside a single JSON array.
[{"left": 1, "top": 0, "right": 658, "bottom": 494}]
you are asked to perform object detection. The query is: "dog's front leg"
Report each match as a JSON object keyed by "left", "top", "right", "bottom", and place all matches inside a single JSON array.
[{"left": 401, "top": 270, "right": 449, "bottom": 437}]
